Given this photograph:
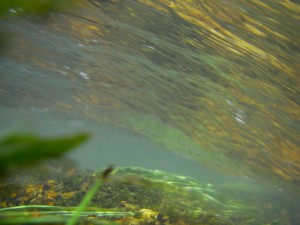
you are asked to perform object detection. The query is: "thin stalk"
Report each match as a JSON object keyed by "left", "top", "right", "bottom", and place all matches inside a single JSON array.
[
  {"left": 0, "top": 216, "right": 67, "bottom": 224},
  {"left": 0, "top": 210, "right": 133, "bottom": 217},
  {"left": 66, "top": 166, "right": 115, "bottom": 225}
]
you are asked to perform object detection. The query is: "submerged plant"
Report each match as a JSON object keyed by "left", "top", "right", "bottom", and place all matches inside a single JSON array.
[
  {"left": 0, "top": 161, "right": 131, "bottom": 224},
  {"left": 0, "top": 133, "right": 135, "bottom": 224},
  {"left": 0, "top": 133, "right": 286, "bottom": 224},
  {"left": 0, "top": 205, "right": 132, "bottom": 224},
  {"left": 0, "top": 133, "right": 84, "bottom": 223},
  {"left": 0, "top": 133, "right": 89, "bottom": 178},
  {"left": 66, "top": 166, "right": 119, "bottom": 225}
]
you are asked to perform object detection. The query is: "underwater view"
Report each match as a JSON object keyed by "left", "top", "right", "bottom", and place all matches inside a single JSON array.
[{"left": 0, "top": 0, "right": 300, "bottom": 224}]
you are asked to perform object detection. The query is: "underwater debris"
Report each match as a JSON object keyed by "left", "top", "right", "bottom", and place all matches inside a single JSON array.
[{"left": 102, "top": 165, "right": 114, "bottom": 181}]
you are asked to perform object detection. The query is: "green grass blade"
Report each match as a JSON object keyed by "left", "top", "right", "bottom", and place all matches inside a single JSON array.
[
  {"left": 0, "top": 210, "right": 134, "bottom": 217},
  {"left": 66, "top": 170, "right": 109, "bottom": 225},
  {"left": 0, "top": 216, "right": 67, "bottom": 224},
  {"left": 66, "top": 178, "right": 103, "bottom": 225}
]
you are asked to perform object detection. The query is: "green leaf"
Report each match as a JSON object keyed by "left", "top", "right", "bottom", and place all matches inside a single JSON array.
[{"left": 0, "top": 133, "right": 89, "bottom": 173}]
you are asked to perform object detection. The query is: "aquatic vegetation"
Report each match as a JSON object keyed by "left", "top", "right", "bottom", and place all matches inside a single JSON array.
[
  {"left": 0, "top": 160, "right": 127, "bottom": 224},
  {"left": 66, "top": 165, "right": 115, "bottom": 225},
  {"left": 1, "top": 163, "right": 291, "bottom": 224},
  {"left": 0, "top": 133, "right": 89, "bottom": 178},
  {"left": 0, "top": 205, "right": 130, "bottom": 224},
  {"left": 0, "top": 133, "right": 131, "bottom": 224},
  {"left": 0, "top": 132, "right": 112, "bottom": 225}
]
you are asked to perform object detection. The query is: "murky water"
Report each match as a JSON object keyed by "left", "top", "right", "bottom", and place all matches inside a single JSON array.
[{"left": 1, "top": 0, "right": 300, "bottom": 224}]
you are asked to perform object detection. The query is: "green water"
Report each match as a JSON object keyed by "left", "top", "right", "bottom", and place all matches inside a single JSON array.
[{"left": 1, "top": 0, "right": 300, "bottom": 224}]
